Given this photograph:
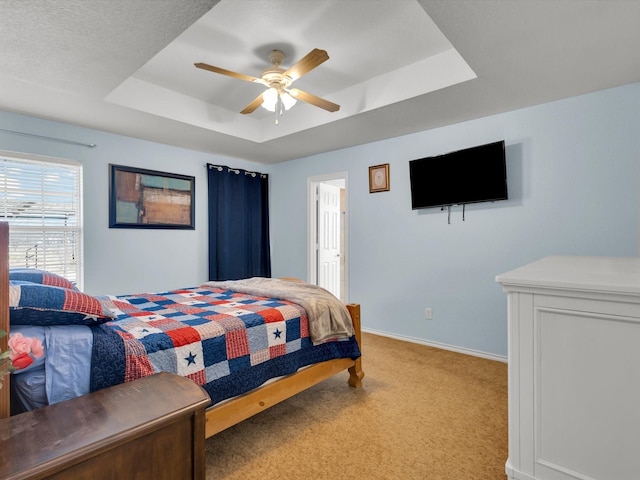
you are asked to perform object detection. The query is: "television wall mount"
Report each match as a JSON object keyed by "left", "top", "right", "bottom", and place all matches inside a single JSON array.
[{"left": 441, "top": 204, "right": 466, "bottom": 224}]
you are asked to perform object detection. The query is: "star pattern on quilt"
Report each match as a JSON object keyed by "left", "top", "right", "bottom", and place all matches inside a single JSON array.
[
  {"left": 90, "top": 286, "right": 360, "bottom": 407},
  {"left": 102, "top": 287, "right": 323, "bottom": 387},
  {"left": 185, "top": 352, "right": 197, "bottom": 366}
]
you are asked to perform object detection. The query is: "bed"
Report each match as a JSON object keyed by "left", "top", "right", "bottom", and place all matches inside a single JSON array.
[{"left": 0, "top": 222, "right": 364, "bottom": 439}]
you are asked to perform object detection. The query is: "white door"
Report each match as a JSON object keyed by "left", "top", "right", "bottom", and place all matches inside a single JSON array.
[{"left": 317, "top": 182, "right": 341, "bottom": 299}]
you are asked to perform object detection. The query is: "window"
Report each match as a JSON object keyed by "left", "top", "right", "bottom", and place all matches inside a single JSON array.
[{"left": 0, "top": 152, "right": 82, "bottom": 287}]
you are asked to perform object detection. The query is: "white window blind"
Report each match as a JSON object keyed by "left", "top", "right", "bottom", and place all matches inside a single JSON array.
[{"left": 0, "top": 154, "right": 82, "bottom": 286}]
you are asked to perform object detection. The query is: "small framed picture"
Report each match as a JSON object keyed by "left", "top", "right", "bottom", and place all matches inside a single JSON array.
[{"left": 369, "top": 163, "right": 390, "bottom": 193}]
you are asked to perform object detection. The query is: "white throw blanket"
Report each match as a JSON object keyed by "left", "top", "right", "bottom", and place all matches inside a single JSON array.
[{"left": 201, "top": 277, "right": 354, "bottom": 345}]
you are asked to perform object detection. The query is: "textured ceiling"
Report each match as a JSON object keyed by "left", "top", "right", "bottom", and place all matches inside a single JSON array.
[{"left": 1, "top": 0, "right": 639, "bottom": 164}]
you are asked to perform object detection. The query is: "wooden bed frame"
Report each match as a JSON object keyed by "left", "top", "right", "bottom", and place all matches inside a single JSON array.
[{"left": 0, "top": 221, "right": 364, "bottom": 438}]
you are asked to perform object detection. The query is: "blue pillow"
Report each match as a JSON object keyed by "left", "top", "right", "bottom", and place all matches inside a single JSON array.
[
  {"left": 9, "top": 268, "right": 78, "bottom": 291},
  {"left": 9, "top": 281, "right": 116, "bottom": 326}
]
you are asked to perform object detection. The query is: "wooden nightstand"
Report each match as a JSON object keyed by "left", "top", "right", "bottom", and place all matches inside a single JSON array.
[{"left": 0, "top": 372, "right": 210, "bottom": 480}]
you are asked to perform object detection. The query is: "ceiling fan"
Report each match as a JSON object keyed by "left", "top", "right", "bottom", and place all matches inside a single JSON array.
[{"left": 195, "top": 48, "right": 340, "bottom": 122}]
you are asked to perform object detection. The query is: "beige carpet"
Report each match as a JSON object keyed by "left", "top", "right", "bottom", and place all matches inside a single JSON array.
[{"left": 205, "top": 332, "right": 508, "bottom": 480}]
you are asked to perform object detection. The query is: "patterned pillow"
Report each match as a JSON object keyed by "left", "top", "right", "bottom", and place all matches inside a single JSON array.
[
  {"left": 9, "top": 268, "right": 78, "bottom": 291},
  {"left": 9, "top": 281, "right": 117, "bottom": 326}
]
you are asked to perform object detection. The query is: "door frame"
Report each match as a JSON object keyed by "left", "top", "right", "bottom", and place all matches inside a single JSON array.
[{"left": 307, "top": 172, "right": 349, "bottom": 303}]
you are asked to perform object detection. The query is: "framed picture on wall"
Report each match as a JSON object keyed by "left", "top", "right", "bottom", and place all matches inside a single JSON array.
[
  {"left": 109, "top": 164, "right": 195, "bottom": 229},
  {"left": 369, "top": 163, "right": 390, "bottom": 193}
]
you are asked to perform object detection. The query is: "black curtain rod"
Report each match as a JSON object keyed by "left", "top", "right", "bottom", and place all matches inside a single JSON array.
[{"left": 207, "top": 163, "right": 267, "bottom": 178}]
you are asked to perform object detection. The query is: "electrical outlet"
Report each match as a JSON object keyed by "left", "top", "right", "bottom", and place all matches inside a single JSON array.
[{"left": 425, "top": 307, "right": 433, "bottom": 320}]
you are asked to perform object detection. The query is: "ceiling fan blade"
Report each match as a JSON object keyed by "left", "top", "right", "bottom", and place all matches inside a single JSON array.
[
  {"left": 289, "top": 88, "right": 340, "bottom": 112},
  {"left": 283, "top": 49, "right": 329, "bottom": 81},
  {"left": 240, "top": 93, "right": 264, "bottom": 114},
  {"left": 194, "top": 62, "right": 261, "bottom": 83}
]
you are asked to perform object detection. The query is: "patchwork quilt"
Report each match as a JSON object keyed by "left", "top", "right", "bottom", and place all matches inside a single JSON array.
[{"left": 90, "top": 286, "right": 360, "bottom": 405}]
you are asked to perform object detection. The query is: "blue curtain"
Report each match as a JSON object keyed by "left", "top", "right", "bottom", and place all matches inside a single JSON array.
[{"left": 207, "top": 164, "right": 271, "bottom": 280}]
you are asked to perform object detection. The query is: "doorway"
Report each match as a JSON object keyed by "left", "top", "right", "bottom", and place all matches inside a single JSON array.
[{"left": 307, "top": 172, "right": 348, "bottom": 303}]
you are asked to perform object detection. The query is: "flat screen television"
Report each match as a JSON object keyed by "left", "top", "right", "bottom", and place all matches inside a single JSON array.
[{"left": 409, "top": 140, "right": 507, "bottom": 210}]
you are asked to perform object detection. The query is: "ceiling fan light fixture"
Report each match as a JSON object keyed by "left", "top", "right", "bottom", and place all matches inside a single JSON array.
[
  {"left": 280, "top": 92, "right": 297, "bottom": 110},
  {"left": 261, "top": 88, "right": 297, "bottom": 113},
  {"left": 261, "top": 88, "right": 278, "bottom": 112}
]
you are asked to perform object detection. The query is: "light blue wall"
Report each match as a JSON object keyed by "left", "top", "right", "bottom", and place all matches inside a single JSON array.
[
  {"left": 269, "top": 83, "right": 640, "bottom": 357},
  {"left": 2, "top": 83, "right": 638, "bottom": 356},
  {"left": 0, "top": 111, "right": 264, "bottom": 295}
]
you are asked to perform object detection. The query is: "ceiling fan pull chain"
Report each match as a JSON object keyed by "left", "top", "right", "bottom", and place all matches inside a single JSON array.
[{"left": 275, "top": 94, "right": 282, "bottom": 125}]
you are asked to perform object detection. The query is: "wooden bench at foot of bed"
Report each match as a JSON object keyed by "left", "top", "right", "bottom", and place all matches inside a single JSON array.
[{"left": 0, "top": 372, "right": 210, "bottom": 480}]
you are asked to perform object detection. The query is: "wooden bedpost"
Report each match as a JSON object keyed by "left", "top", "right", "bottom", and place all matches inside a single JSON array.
[
  {"left": 0, "top": 221, "right": 9, "bottom": 418},
  {"left": 346, "top": 303, "right": 364, "bottom": 388}
]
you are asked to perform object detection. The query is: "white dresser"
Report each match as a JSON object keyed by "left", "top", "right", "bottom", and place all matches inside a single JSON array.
[{"left": 497, "top": 256, "right": 640, "bottom": 480}]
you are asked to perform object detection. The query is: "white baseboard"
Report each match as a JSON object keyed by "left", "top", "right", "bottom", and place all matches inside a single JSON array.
[{"left": 362, "top": 328, "right": 508, "bottom": 363}]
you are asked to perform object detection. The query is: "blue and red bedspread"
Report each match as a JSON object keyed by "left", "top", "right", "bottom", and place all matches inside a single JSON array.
[{"left": 90, "top": 286, "right": 360, "bottom": 405}]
